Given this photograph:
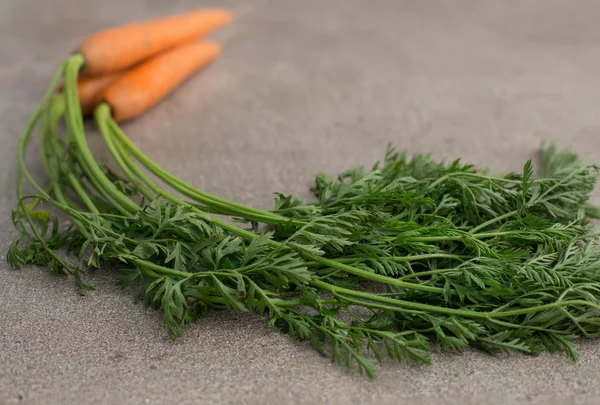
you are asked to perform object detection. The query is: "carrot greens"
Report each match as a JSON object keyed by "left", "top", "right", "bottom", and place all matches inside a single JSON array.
[{"left": 8, "top": 55, "right": 600, "bottom": 379}]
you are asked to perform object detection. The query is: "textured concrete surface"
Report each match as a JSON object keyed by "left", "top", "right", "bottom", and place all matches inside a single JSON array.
[{"left": 2, "top": 0, "right": 600, "bottom": 404}]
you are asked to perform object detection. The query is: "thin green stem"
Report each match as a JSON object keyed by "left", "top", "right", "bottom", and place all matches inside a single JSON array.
[
  {"left": 405, "top": 231, "right": 520, "bottom": 243},
  {"left": 23, "top": 185, "right": 54, "bottom": 212},
  {"left": 39, "top": 99, "right": 68, "bottom": 202},
  {"left": 537, "top": 165, "right": 597, "bottom": 204},
  {"left": 398, "top": 267, "right": 462, "bottom": 281},
  {"left": 311, "top": 257, "right": 443, "bottom": 293},
  {"left": 469, "top": 210, "right": 519, "bottom": 234},
  {"left": 101, "top": 105, "right": 302, "bottom": 226},
  {"left": 17, "top": 64, "right": 65, "bottom": 200},
  {"left": 428, "top": 172, "right": 522, "bottom": 189},
  {"left": 194, "top": 295, "right": 337, "bottom": 308},
  {"left": 94, "top": 106, "right": 259, "bottom": 241},
  {"left": 95, "top": 110, "right": 155, "bottom": 202},
  {"left": 44, "top": 95, "right": 100, "bottom": 214},
  {"left": 328, "top": 253, "right": 466, "bottom": 266},
  {"left": 125, "top": 256, "right": 284, "bottom": 284},
  {"left": 126, "top": 256, "right": 193, "bottom": 279},
  {"left": 38, "top": 95, "right": 95, "bottom": 238},
  {"left": 15, "top": 56, "right": 92, "bottom": 287},
  {"left": 95, "top": 106, "right": 571, "bottom": 298},
  {"left": 62, "top": 57, "right": 138, "bottom": 215},
  {"left": 311, "top": 279, "right": 600, "bottom": 319},
  {"left": 91, "top": 107, "right": 453, "bottom": 295}
]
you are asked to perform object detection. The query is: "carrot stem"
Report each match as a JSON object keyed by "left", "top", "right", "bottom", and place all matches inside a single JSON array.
[
  {"left": 62, "top": 55, "right": 139, "bottom": 215},
  {"left": 101, "top": 106, "right": 297, "bottom": 225}
]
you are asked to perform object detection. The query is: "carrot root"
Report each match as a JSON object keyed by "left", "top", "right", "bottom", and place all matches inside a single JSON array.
[
  {"left": 64, "top": 74, "right": 123, "bottom": 116},
  {"left": 76, "top": 8, "right": 233, "bottom": 76},
  {"left": 99, "top": 40, "right": 221, "bottom": 123}
]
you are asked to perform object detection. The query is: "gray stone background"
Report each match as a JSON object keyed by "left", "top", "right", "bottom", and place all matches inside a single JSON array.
[{"left": 2, "top": 1, "right": 600, "bottom": 404}]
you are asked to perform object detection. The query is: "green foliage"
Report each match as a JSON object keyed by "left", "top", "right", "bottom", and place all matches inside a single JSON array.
[
  {"left": 10, "top": 69, "right": 600, "bottom": 380},
  {"left": 11, "top": 137, "right": 600, "bottom": 380}
]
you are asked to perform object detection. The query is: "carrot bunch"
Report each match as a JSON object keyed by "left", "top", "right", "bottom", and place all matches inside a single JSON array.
[
  {"left": 13, "top": 1, "right": 600, "bottom": 382},
  {"left": 68, "top": 8, "right": 233, "bottom": 122}
]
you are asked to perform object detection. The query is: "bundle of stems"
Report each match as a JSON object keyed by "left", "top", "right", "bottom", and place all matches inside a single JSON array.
[{"left": 9, "top": 55, "right": 600, "bottom": 379}]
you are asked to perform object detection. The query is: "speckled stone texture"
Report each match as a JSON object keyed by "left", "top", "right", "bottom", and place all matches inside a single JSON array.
[{"left": 2, "top": 1, "right": 600, "bottom": 404}]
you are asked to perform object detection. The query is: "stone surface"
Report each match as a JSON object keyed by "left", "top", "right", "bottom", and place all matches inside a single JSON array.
[{"left": 2, "top": 1, "right": 600, "bottom": 404}]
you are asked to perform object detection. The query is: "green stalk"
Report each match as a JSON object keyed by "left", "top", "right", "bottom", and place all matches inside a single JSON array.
[
  {"left": 15, "top": 53, "right": 600, "bottom": 371},
  {"left": 39, "top": 97, "right": 71, "bottom": 205},
  {"left": 17, "top": 64, "right": 65, "bottom": 200},
  {"left": 43, "top": 94, "right": 127, "bottom": 223},
  {"left": 469, "top": 210, "right": 519, "bottom": 234},
  {"left": 42, "top": 94, "right": 100, "bottom": 214},
  {"left": 404, "top": 231, "right": 525, "bottom": 242},
  {"left": 15, "top": 57, "right": 92, "bottom": 288},
  {"left": 93, "top": 106, "right": 258, "bottom": 240},
  {"left": 86, "top": 76, "right": 600, "bottom": 331},
  {"left": 193, "top": 295, "right": 337, "bottom": 308},
  {"left": 311, "top": 279, "right": 600, "bottom": 321},
  {"left": 536, "top": 165, "right": 598, "bottom": 204},
  {"left": 325, "top": 253, "right": 466, "bottom": 265},
  {"left": 101, "top": 106, "right": 301, "bottom": 226},
  {"left": 38, "top": 95, "right": 94, "bottom": 240},
  {"left": 95, "top": 113, "right": 155, "bottom": 202},
  {"left": 310, "top": 256, "right": 443, "bottom": 293},
  {"left": 428, "top": 172, "right": 523, "bottom": 189},
  {"left": 398, "top": 267, "right": 465, "bottom": 281},
  {"left": 92, "top": 107, "right": 447, "bottom": 294},
  {"left": 126, "top": 256, "right": 192, "bottom": 279},
  {"left": 62, "top": 56, "right": 138, "bottom": 215}
]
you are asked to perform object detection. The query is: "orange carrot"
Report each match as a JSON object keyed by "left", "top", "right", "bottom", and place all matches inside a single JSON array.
[
  {"left": 61, "top": 73, "right": 123, "bottom": 116},
  {"left": 98, "top": 40, "right": 221, "bottom": 123},
  {"left": 75, "top": 8, "right": 232, "bottom": 76}
]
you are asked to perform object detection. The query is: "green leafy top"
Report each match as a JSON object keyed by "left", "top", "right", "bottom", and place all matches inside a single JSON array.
[{"left": 7, "top": 55, "right": 600, "bottom": 379}]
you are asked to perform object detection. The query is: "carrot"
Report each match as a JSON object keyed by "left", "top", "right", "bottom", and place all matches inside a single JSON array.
[
  {"left": 98, "top": 40, "right": 221, "bottom": 123},
  {"left": 75, "top": 8, "right": 232, "bottom": 76},
  {"left": 61, "top": 73, "right": 123, "bottom": 116}
]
